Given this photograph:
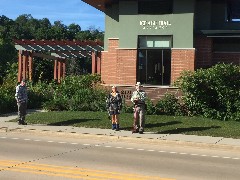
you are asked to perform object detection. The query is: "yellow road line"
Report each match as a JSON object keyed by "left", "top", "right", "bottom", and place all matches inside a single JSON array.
[{"left": 0, "top": 160, "right": 175, "bottom": 180}]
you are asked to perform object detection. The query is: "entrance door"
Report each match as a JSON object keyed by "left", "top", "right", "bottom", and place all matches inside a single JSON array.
[{"left": 137, "top": 49, "right": 171, "bottom": 85}]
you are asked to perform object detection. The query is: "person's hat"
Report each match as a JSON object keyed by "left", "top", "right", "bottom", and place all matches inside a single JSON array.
[
  {"left": 135, "top": 82, "right": 142, "bottom": 86},
  {"left": 112, "top": 85, "right": 117, "bottom": 89}
]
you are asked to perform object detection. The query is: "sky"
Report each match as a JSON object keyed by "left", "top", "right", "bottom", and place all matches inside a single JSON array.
[{"left": 0, "top": 0, "right": 105, "bottom": 31}]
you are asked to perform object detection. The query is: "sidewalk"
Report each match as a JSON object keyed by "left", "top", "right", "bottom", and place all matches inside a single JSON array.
[{"left": 1, "top": 110, "right": 240, "bottom": 150}]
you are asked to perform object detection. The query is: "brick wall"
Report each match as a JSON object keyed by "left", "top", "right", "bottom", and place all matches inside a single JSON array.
[
  {"left": 101, "top": 39, "right": 119, "bottom": 84},
  {"left": 213, "top": 53, "right": 240, "bottom": 65},
  {"left": 103, "top": 85, "right": 182, "bottom": 105},
  {"left": 195, "top": 36, "right": 212, "bottom": 69},
  {"left": 101, "top": 38, "right": 137, "bottom": 85},
  {"left": 117, "top": 49, "right": 137, "bottom": 85},
  {"left": 195, "top": 36, "right": 240, "bottom": 67},
  {"left": 171, "top": 49, "right": 195, "bottom": 84}
]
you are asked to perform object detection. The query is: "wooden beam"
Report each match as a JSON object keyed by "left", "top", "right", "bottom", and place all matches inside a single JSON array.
[{"left": 32, "top": 52, "right": 59, "bottom": 59}]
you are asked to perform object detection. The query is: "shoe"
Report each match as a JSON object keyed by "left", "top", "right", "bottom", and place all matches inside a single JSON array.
[
  {"left": 139, "top": 127, "right": 144, "bottom": 134},
  {"left": 132, "top": 126, "right": 139, "bottom": 133},
  {"left": 115, "top": 124, "right": 120, "bottom": 131},
  {"left": 22, "top": 122, "right": 27, "bottom": 125},
  {"left": 112, "top": 124, "right": 116, "bottom": 130}
]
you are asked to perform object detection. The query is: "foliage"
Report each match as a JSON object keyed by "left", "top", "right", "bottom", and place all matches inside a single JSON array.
[
  {"left": 0, "top": 13, "right": 104, "bottom": 93},
  {"left": 42, "top": 74, "right": 108, "bottom": 112},
  {"left": 0, "top": 14, "right": 104, "bottom": 41},
  {"left": 155, "top": 93, "right": 185, "bottom": 116},
  {"left": 145, "top": 98, "right": 155, "bottom": 115},
  {"left": 175, "top": 63, "right": 240, "bottom": 121},
  {"left": 0, "top": 39, "right": 16, "bottom": 84},
  {"left": 0, "top": 63, "right": 18, "bottom": 114},
  {"left": 121, "top": 99, "right": 134, "bottom": 113}
]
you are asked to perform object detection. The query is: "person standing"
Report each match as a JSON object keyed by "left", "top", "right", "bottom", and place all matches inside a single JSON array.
[
  {"left": 131, "top": 82, "right": 146, "bottom": 134},
  {"left": 15, "top": 79, "right": 28, "bottom": 125},
  {"left": 106, "top": 86, "right": 122, "bottom": 131}
]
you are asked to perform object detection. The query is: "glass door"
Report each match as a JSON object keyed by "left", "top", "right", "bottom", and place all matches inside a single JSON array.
[{"left": 137, "top": 49, "right": 171, "bottom": 85}]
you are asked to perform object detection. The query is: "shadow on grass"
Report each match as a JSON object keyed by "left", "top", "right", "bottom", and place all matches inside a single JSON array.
[
  {"left": 157, "top": 125, "right": 221, "bottom": 134},
  {"left": 145, "top": 121, "right": 182, "bottom": 128},
  {"left": 121, "top": 121, "right": 182, "bottom": 131},
  {"left": 48, "top": 118, "right": 101, "bottom": 126}
]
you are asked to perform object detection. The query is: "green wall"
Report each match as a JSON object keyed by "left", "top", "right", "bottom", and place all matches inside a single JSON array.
[{"left": 104, "top": 0, "right": 195, "bottom": 50}]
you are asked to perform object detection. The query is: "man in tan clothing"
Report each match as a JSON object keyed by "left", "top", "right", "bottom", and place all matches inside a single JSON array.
[{"left": 131, "top": 82, "right": 146, "bottom": 134}]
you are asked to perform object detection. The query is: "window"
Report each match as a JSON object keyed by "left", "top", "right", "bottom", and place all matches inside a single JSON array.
[
  {"left": 138, "top": 36, "right": 172, "bottom": 48},
  {"left": 226, "top": 0, "right": 240, "bottom": 22},
  {"left": 213, "top": 37, "right": 240, "bottom": 52},
  {"left": 138, "top": 0, "right": 173, "bottom": 15}
]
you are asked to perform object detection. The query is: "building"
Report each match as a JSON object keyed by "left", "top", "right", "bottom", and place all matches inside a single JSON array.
[{"left": 82, "top": 0, "right": 240, "bottom": 101}]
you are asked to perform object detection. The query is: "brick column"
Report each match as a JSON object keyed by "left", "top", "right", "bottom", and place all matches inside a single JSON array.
[
  {"left": 171, "top": 48, "right": 195, "bottom": 84},
  {"left": 101, "top": 38, "right": 119, "bottom": 84},
  {"left": 101, "top": 38, "right": 137, "bottom": 85},
  {"left": 117, "top": 49, "right": 137, "bottom": 85}
]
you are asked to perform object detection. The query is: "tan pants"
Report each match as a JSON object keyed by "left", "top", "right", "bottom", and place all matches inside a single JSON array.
[{"left": 133, "top": 105, "right": 145, "bottom": 131}]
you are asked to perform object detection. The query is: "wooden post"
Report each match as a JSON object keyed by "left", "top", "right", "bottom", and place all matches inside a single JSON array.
[
  {"left": 28, "top": 53, "right": 33, "bottom": 82},
  {"left": 62, "top": 59, "right": 66, "bottom": 79},
  {"left": 58, "top": 60, "right": 62, "bottom": 83},
  {"left": 22, "top": 51, "right": 27, "bottom": 80},
  {"left": 54, "top": 59, "right": 58, "bottom": 81},
  {"left": 18, "top": 50, "right": 23, "bottom": 82},
  {"left": 97, "top": 52, "right": 101, "bottom": 74},
  {"left": 92, "top": 51, "right": 96, "bottom": 74}
]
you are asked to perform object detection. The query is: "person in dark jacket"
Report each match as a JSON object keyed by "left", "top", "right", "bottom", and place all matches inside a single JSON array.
[{"left": 106, "top": 86, "right": 122, "bottom": 131}]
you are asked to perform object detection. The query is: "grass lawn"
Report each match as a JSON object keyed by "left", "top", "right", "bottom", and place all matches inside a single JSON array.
[{"left": 21, "top": 111, "right": 240, "bottom": 139}]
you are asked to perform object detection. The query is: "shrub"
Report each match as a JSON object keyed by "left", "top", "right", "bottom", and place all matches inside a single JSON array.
[
  {"left": 42, "top": 74, "right": 108, "bottom": 111},
  {"left": 145, "top": 98, "right": 155, "bottom": 115},
  {"left": 175, "top": 63, "right": 240, "bottom": 121},
  {"left": 155, "top": 93, "right": 184, "bottom": 116}
]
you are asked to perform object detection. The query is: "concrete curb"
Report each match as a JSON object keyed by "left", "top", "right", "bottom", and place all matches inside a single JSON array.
[
  {"left": 1, "top": 109, "right": 240, "bottom": 151},
  {"left": 1, "top": 125, "right": 240, "bottom": 151}
]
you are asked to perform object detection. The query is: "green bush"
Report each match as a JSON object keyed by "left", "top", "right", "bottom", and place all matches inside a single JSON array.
[
  {"left": 155, "top": 93, "right": 184, "bottom": 116},
  {"left": 175, "top": 63, "right": 240, "bottom": 121},
  {"left": 42, "top": 74, "right": 108, "bottom": 111},
  {"left": 145, "top": 98, "right": 155, "bottom": 115}
]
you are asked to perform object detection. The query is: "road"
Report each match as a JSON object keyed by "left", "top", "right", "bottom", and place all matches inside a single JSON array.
[{"left": 0, "top": 132, "right": 240, "bottom": 180}]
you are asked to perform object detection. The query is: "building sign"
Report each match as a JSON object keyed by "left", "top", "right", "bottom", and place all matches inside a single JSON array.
[
  {"left": 121, "top": 90, "right": 132, "bottom": 100},
  {"left": 140, "top": 20, "right": 171, "bottom": 30}
]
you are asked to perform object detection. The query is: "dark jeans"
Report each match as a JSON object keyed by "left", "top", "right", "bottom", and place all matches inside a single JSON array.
[{"left": 17, "top": 101, "right": 27, "bottom": 122}]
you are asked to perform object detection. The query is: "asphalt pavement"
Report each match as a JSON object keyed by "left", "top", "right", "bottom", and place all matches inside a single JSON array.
[{"left": 1, "top": 109, "right": 240, "bottom": 150}]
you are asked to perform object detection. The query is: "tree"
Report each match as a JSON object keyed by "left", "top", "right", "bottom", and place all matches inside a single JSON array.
[
  {"left": 67, "top": 23, "right": 81, "bottom": 40},
  {"left": 50, "top": 20, "right": 68, "bottom": 40}
]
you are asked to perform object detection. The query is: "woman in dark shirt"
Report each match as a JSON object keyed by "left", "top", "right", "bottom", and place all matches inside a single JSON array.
[{"left": 106, "top": 86, "right": 122, "bottom": 131}]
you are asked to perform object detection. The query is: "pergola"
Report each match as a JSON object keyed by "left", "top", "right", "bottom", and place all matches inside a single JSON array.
[{"left": 14, "top": 39, "right": 103, "bottom": 83}]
